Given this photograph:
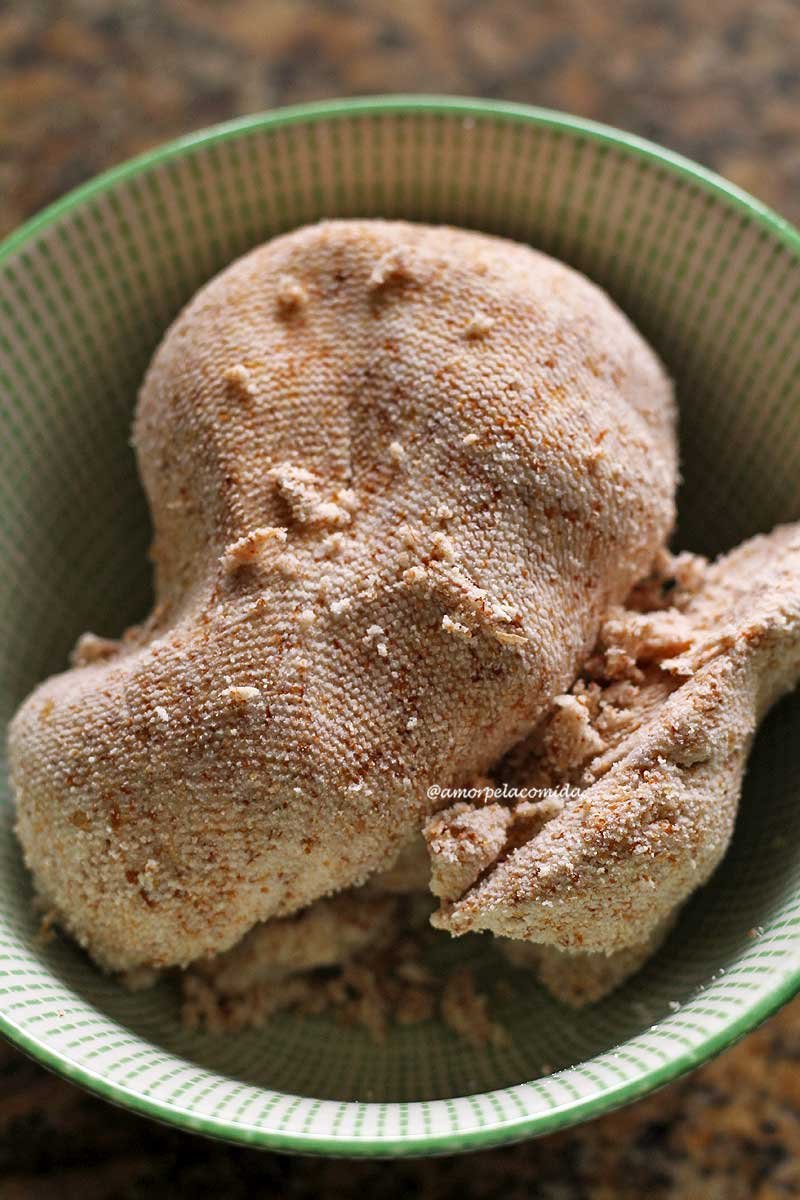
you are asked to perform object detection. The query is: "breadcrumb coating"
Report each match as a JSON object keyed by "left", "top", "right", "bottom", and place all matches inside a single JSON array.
[
  {"left": 8, "top": 219, "right": 676, "bottom": 974},
  {"left": 500, "top": 916, "right": 676, "bottom": 1006},
  {"left": 176, "top": 524, "right": 800, "bottom": 1024},
  {"left": 430, "top": 524, "right": 800, "bottom": 954},
  {"left": 181, "top": 884, "right": 507, "bottom": 1043}
]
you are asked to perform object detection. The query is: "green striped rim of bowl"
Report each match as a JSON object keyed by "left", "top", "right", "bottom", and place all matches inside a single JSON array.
[
  {"left": 3, "top": 96, "right": 799, "bottom": 261},
  {"left": 0, "top": 96, "right": 799, "bottom": 1157}
]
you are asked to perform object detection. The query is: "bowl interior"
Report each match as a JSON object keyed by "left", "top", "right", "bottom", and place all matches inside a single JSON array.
[{"left": 1, "top": 98, "right": 800, "bottom": 1154}]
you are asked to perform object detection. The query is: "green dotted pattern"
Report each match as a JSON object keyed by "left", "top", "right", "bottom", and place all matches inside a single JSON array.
[{"left": 0, "top": 98, "right": 799, "bottom": 1157}]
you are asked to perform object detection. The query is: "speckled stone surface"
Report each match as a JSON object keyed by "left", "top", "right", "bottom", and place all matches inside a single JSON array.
[{"left": 2, "top": 1, "right": 800, "bottom": 1195}]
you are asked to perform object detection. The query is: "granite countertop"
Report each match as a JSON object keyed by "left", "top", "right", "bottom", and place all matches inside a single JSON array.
[{"left": 2, "top": 1, "right": 800, "bottom": 1195}]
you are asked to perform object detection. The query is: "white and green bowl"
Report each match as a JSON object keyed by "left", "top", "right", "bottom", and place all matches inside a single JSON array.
[{"left": 1, "top": 97, "right": 800, "bottom": 1157}]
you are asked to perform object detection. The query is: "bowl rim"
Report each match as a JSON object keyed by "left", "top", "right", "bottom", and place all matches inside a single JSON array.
[{"left": 1, "top": 94, "right": 800, "bottom": 1158}]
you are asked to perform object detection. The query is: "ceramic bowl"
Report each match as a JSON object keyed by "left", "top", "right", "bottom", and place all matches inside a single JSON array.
[{"left": 1, "top": 97, "right": 800, "bottom": 1156}]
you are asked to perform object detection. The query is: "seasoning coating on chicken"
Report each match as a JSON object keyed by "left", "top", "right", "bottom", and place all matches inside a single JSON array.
[
  {"left": 8, "top": 219, "right": 676, "bottom": 974},
  {"left": 189, "top": 892, "right": 402, "bottom": 994},
  {"left": 430, "top": 523, "right": 800, "bottom": 954},
  {"left": 500, "top": 916, "right": 676, "bottom": 1007}
]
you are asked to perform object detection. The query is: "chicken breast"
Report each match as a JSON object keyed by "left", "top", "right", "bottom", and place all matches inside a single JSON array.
[
  {"left": 429, "top": 523, "right": 800, "bottom": 955},
  {"left": 9, "top": 219, "right": 676, "bottom": 973}
]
